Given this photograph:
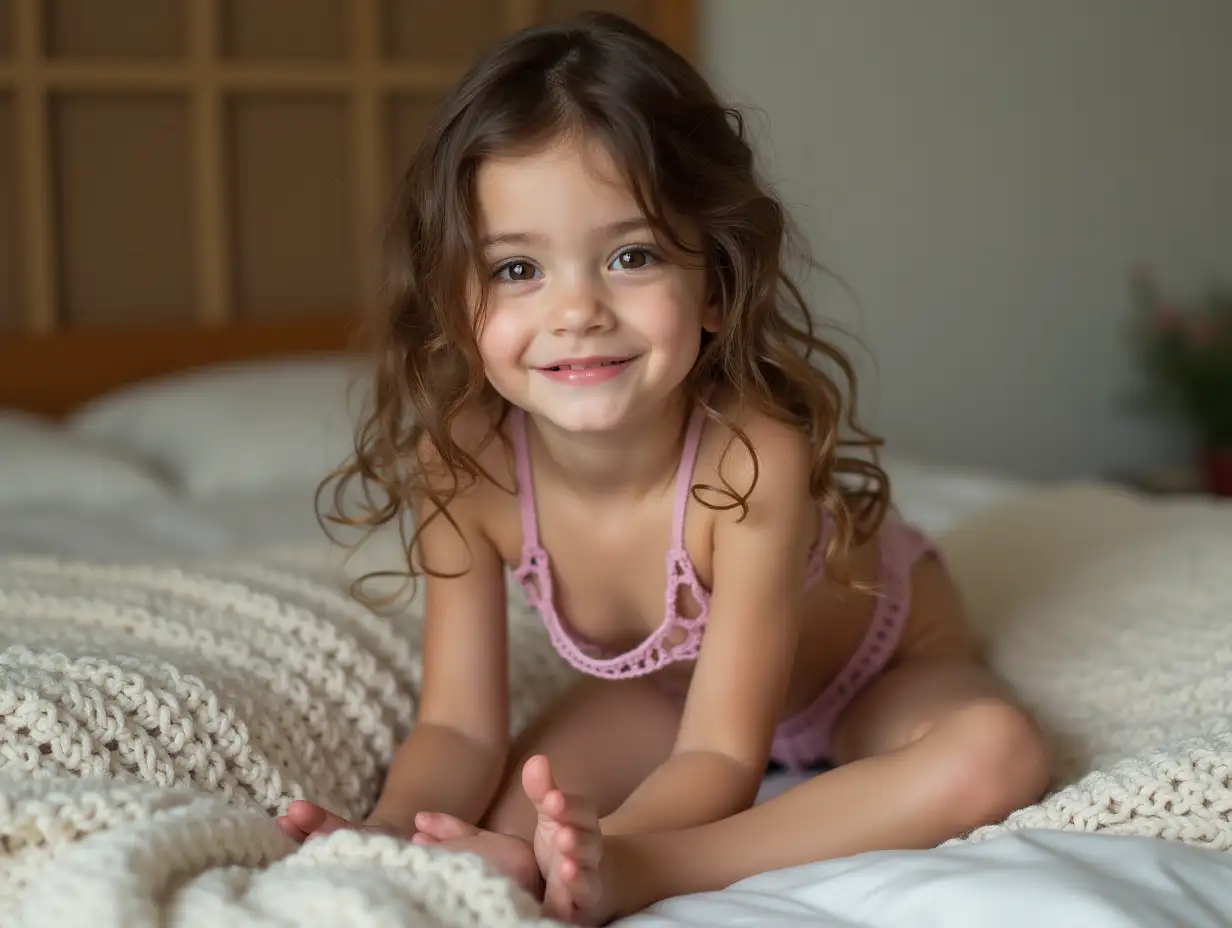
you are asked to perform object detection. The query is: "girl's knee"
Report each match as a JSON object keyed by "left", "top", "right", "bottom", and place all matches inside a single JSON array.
[{"left": 936, "top": 699, "right": 1052, "bottom": 830}]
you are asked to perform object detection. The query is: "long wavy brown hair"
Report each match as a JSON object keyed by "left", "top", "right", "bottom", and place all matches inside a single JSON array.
[{"left": 322, "top": 12, "right": 889, "bottom": 602}]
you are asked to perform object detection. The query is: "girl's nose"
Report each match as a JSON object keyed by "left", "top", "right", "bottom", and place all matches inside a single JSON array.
[{"left": 547, "top": 275, "right": 615, "bottom": 336}]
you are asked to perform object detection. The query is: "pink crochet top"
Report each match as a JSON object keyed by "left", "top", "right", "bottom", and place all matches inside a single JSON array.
[{"left": 510, "top": 402, "right": 827, "bottom": 679}]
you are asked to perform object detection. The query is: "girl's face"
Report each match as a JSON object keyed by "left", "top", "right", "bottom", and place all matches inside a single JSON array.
[{"left": 473, "top": 133, "right": 718, "bottom": 434}]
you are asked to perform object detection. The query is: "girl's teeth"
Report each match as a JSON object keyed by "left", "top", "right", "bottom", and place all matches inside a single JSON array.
[{"left": 556, "top": 360, "right": 624, "bottom": 371}]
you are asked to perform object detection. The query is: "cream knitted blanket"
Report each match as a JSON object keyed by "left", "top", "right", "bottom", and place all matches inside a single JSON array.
[
  {"left": 941, "top": 485, "right": 1232, "bottom": 849},
  {"left": 0, "top": 485, "right": 1229, "bottom": 925}
]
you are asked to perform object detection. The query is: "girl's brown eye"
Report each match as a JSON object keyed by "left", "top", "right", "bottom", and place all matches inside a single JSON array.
[
  {"left": 493, "top": 260, "right": 541, "bottom": 282},
  {"left": 613, "top": 249, "right": 654, "bottom": 270}
]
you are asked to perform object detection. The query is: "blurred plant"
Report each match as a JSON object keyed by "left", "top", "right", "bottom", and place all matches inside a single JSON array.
[{"left": 1129, "top": 266, "right": 1232, "bottom": 449}]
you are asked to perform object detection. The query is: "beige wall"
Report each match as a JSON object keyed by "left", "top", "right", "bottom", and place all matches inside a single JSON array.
[{"left": 701, "top": 0, "right": 1232, "bottom": 479}]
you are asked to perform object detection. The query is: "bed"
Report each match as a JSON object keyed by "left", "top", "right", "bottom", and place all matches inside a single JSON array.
[
  {"left": 3, "top": 2, "right": 1231, "bottom": 922},
  {"left": 3, "top": 320, "right": 1232, "bottom": 926},
  {"left": 0, "top": 316, "right": 368, "bottom": 563}
]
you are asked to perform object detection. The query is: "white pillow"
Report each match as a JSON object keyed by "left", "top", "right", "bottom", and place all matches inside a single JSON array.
[
  {"left": 67, "top": 356, "right": 368, "bottom": 497},
  {"left": 0, "top": 411, "right": 170, "bottom": 508},
  {"left": 880, "top": 453, "right": 1033, "bottom": 535}
]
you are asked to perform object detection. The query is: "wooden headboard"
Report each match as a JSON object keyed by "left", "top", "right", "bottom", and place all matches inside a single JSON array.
[
  {"left": 0, "top": 0, "right": 695, "bottom": 417},
  {"left": 0, "top": 314, "right": 358, "bottom": 417}
]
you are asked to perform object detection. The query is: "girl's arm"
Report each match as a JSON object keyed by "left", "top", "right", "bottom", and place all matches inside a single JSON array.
[
  {"left": 601, "top": 419, "right": 815, "bottom": 836},
  {"left": 366, "top": 442, "right": 512, "bottom": 833}
]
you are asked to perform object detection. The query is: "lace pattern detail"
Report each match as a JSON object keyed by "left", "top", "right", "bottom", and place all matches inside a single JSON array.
[
  {"left": 510, "top": 402, "right": 719, "bottom": 680},
  {"left": 513, "top": 543, "right": 710, "bottom": 679},
  {"left": 768, "top": 518, "right": 934, "bottom": 771}
]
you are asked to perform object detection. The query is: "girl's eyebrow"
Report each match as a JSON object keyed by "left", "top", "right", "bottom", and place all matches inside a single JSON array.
[{"left": 481, "top": 217, "right": 648, "bottom": 249}]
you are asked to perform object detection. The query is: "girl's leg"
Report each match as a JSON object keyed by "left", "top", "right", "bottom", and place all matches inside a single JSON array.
[
  {"left": 408, "top": 676, "right": 680, "bottom": 910},
  {"left": 409, "top": 676, "right": 679, "bottom": 915},
  {"left": 417, "top": 674, "right": 678, "bottom": 824},
  {"left": 480, "top": 675, "right": 683, "bottom": 839},
  {"left": 599, "top": 559, "right": 1052, "bottom": 922}
]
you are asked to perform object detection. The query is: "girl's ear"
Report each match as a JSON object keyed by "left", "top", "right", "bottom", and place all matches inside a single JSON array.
[{"left": 701, "top": 295, "right": 722, "bottom": 333}]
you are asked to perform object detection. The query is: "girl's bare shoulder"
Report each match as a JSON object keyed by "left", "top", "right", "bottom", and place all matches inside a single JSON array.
[
  {"left": 700, "top": 388, "right": 813, "bottom": 502},
  {"left": 413, "top": 400, "right": 518, "bottom": 512}
]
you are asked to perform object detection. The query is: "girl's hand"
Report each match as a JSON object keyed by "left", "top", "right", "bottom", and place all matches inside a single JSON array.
[
  {"left": 276, "top": 800, "right": 414, "bottom": 844},
  {"left": 521, "top": 755, "right": 607, "bottom": 924}
]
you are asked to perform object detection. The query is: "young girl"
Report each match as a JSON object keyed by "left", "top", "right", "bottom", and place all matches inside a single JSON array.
[{"left": 277, "top": 12, "right": 1051, "bottom": 924}]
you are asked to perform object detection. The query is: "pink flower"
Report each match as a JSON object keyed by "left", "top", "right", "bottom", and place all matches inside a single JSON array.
[
  {"left": 1185, "top": 314, "right": 1213, "bottom": 347},
  {"left": 1154, "top": 304, "right": 1182, "bottom": 331}
]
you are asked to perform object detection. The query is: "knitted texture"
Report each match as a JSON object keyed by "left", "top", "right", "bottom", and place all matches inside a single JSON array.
[
  {"left": 0, "top": 556, "right": 574, "bottom": 927},
  {"left": 941, "top": 485, "right": 1232, "bottom": 849},
  {"left": 0, "top": 485, "right": 1229, "bottom": 924}
]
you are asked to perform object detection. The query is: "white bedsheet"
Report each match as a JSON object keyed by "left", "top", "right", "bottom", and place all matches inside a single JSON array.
[
  {"left": 624, "top": 830, "right": 1232, "bottom": 927},
  {"left": 0, "top": 490, "right": 330, "bottom": 561}
]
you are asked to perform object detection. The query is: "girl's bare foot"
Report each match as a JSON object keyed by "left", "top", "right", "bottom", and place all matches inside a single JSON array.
[
  {"left": 521, "top": 755, "right": 607, "bottom": 923},
  {"left": 276, "top": 800, "right": 410, "bottom": 844},
  {"left": 414, "top": 757, "right": 609, "bottom": 922},
  {"left": 277, "top": 800, "right": 358, "bottom": 842},
  {"left": 413, "top": 813, "right": 544, "bottom": 899}
]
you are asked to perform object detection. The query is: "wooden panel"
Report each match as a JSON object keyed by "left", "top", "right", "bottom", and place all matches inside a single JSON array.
[
  {"left": 46, "top": 0, "right": 185, "bottom": 58},
  {"left": 383, "top": 0, "right": 504, "bottom": 61},
  {"left": 387, "top": 93, "right": 436, "bottom": 188},
  {"left": 0, "top": 0, "right": 698, "bottom": 345},
  {"left": 0, "top": 314, "right": 358, "bottom": 417},
  {"left": 0, "top": 0, "right": 11, "bottom": 58},
  {"left": 229, "top": 95, "right": 356, "bottom": 317},
  {"left": 540, "top": 0, "right": 653, "bottom": 30},
  {"left": 649, "top": 0, "right": 695, "bottom": 61},
  {"left": 52, "top": 94, "right": 195, "bottom": 327},
  {"left": 222, "top": 0, "right": 348, "bottom": 60},
  {"left": 0, "top": 94, "right": 18, "bottom": 331},
  {"left": 540, "top": 0, "right": 695, "bottom": 60}
]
